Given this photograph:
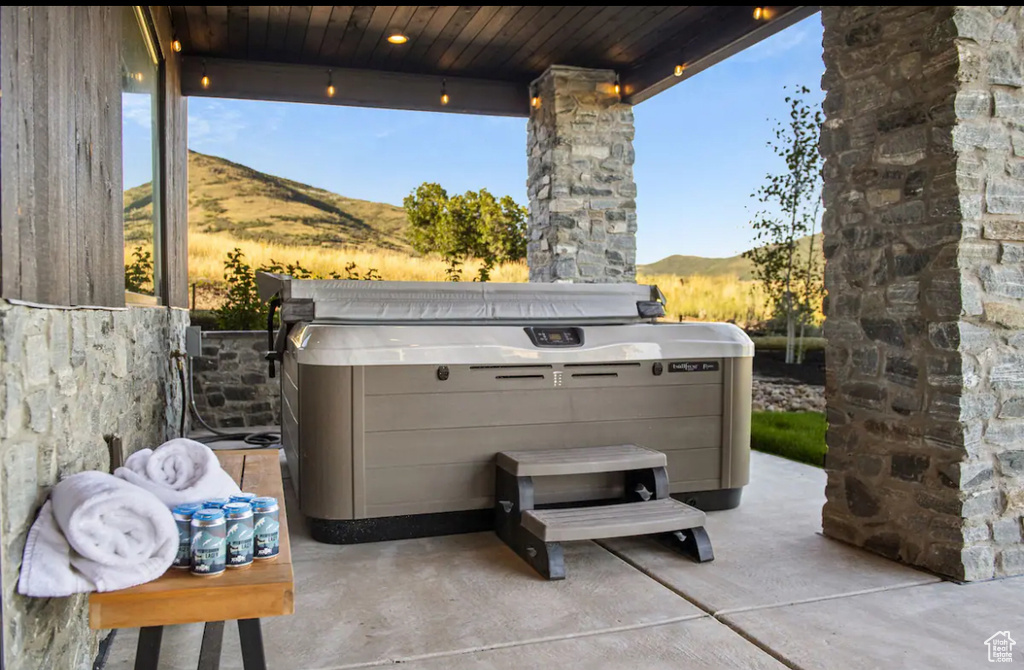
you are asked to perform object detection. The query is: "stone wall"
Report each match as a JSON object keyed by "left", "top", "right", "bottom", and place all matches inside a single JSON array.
[
  {"left": 820, "top": 5, "right": 1024, "bottom": 580},
  {"left": 0, "top": 300, "right": 188, "bottom": 669},
  {"left": 191, "top": 331, "right": 280, "bottom": 429},
  {"left": 526, "top": 65, "right": 638, "bottom": 283}
]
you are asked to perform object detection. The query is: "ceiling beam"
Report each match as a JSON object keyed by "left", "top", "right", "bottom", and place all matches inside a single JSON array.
[
  {"left": 180, "top": 58, "right": 531, "bottom": 117},
  {"left": 622, "top": 6, "right": 820, "bottom": 105}
]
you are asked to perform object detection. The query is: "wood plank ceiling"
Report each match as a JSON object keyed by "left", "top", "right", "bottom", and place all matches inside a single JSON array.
[{"left": 169, "top": 6, "right": 816, "bottom": 114}]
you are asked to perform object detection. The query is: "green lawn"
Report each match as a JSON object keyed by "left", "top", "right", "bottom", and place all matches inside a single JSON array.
[{"left": 750, "top": 411, "right": 827, "bottom": 467}]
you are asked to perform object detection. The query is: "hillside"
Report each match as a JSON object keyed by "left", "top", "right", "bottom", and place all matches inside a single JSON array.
[
  {"left": 124, "top": 150, "right": 412, "bottom": 252},
  {"left": 640, "top": 234, "right": 823, "bottom": 280}
]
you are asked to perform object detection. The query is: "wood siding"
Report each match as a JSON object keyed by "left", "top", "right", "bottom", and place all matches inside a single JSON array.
[
  {"left": 151, "top": 6, "right": 189, "bottom": 308},
  {"left": 0, "top": 6, "right": 189, "bottom": 308}
]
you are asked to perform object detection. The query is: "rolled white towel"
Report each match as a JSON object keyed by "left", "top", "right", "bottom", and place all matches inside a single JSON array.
[
  {"left": 115, "top": 438, "right": 240, "bottom": 507},
  {"left": 18, "top": 471, "right": 178, "bottom": 597}
]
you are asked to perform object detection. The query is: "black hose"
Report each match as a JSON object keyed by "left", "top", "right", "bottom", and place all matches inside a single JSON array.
[{"left": 185, "top": 356, "right": 281, "bottom": 449}]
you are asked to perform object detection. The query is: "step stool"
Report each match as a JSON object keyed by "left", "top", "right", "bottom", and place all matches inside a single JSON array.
[{"left": 494, "top": 444, "right": 714, "bottom": 580}]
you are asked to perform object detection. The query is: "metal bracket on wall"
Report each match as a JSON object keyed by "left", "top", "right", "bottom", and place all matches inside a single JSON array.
[{"left": 106, "top": 435, "right": 125, "bottom": 473}]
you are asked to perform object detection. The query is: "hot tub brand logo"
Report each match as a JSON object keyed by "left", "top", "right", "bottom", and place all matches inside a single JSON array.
[
  {"left": 986, "top": 631, "right": 1015, "bottom": 663},
  {"left": 669, "top": 361, "right": 719, "bottom": 373}
]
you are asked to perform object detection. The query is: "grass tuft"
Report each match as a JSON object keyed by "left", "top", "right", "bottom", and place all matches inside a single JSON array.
[{"left": 750, "top": 411, "right": 827, "bottom": 467}]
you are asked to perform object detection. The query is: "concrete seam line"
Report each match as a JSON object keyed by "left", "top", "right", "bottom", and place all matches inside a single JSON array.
[
  {"left": 713, "top": 578, "right": 942, "bottom": 616},
  {"left": 595, "top": 540, "right": 806, "bottom": 670},
  {"left": 318, "top": 614, "right": 711, "bottom": 670}
]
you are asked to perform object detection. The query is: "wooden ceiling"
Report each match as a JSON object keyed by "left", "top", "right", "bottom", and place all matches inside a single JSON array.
[{"left": 169, "top": 6, "right": 817, "bottom": 115}]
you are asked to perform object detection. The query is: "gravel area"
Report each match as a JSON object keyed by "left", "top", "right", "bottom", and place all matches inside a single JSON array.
[{"left": 752, "top": 377, "right": 825, "bottom": 413}]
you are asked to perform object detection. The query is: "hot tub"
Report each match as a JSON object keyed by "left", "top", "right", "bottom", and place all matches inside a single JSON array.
[{"left": 258, "top": 274, "right": 753, "bottom": 543}]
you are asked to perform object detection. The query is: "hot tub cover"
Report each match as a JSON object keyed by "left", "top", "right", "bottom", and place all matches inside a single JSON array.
[{"left": 257, "top": 273, "right": 666, "bottom": 325}]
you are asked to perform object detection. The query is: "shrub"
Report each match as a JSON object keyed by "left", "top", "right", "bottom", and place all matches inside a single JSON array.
[
  {"left": 125, "top": 246, "right": 154, "bottom": 294},
  {"left": 214, "top": 248, "right": 380, "bottom": 330}
]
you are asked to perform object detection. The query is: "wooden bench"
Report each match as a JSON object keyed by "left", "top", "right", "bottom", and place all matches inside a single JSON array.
[{"left": 89, "top": 450, "right": 294, "bottom": 670}]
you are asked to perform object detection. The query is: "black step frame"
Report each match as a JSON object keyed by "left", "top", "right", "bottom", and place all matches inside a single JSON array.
[{"left": 495, "top": 462, "right": 714, "bottom": 580}]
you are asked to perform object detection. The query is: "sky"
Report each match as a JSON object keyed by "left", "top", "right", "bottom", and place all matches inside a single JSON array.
[{"left": 124, "top": 15, "right": 824, "bottom": 263}]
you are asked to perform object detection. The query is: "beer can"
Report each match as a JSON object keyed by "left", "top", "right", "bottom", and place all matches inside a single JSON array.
[
  {"left": 171, "top": 503, "right": 204, "bottom": 569},
  {"left": 224, "top": 502, "right": 254, "bottom": 569},
  {"left": 202, "top": 497, "right": 230, "bottom": 509},
  {"left": 229, "top": 492, "right": 257, "bottom": 505},
  {"left": 252, "top": 497, "right": 280, "bottom": 561},
  {"left": 190, "top": 509, "right": 227, "bottom": 577}
]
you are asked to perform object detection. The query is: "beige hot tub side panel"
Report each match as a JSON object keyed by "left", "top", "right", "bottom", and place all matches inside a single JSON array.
[{"left": 295, "top": 359, "right": 750, "bottom": 521}]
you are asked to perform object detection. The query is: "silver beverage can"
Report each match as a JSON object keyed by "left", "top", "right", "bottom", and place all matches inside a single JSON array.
[
  {"left": 252, "top": 496, "right": 280, "bottom": 561},
  {"left": 224, "top": 502, "right": 254, "bottom": 569},
  {"left": 190, "top": 509, "right": 227, "bottom": 577},
  {"left": 171, "top": 503, "right": 204, "bottom": 569},
  {"left": 229, "top": 492, "right": 257, "bottom": 505},
  {"left": 203, "top": 497, "right": 230, "bottom": 509}
]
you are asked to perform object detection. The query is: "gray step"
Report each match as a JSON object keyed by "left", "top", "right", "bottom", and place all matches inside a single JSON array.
[
  {"left": 522, "top": 498, "right": 706, "bottom": 542},
  {"left": 496, "top": 444, "right": 666, "bottom": 477}
]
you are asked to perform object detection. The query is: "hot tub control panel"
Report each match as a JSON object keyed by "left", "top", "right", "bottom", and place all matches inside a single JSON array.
[{"left": 524, "top": 326, "right": 584, "bottom": 347}]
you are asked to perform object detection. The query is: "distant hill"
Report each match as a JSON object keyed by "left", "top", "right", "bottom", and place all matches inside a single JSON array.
[
  {"left": 640, "top": 234, "right": 823, "bottom": 280},
  {"left": 124, "top": 150, "right": 412, "bottom": 252}
]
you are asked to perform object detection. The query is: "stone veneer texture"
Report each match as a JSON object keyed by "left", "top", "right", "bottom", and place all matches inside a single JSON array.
[
  {"left": 526, "top": 65, "right": 638, "bottom": 283},
  {"left": 0, "top": 300, "right": 188, "bottom": 669},
  {"left": 191, "top": 331, "right": 281, "bottom": 429},
  {"left": 821, "top": 5, "right": 1024, "bottom": 580}
]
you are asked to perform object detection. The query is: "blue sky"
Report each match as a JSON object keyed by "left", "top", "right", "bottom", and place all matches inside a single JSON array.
[{"left": 125, "top": 14, "right": 824, "bottom": 263}]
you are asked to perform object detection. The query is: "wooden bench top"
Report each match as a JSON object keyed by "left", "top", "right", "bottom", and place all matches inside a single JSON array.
[{"left": 89, "top": 450, "right": 294, "bottom": 629}]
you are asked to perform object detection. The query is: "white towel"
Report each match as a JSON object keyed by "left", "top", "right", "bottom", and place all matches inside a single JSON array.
[
  {"left": 18, "top": 471, "right": 178, "bottom": 597},
  {"left": 115, "top": 438, "right": 241, "bottom": 507}
]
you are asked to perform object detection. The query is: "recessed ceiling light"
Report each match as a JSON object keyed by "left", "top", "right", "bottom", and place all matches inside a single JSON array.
[{"left": 387, "top": 33, "right": 408, "bottom": 44}]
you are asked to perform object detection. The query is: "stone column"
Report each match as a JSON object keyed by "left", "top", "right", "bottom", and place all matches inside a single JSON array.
[
  {"left": 821, "top": 6, "right": 1024, "bottom": 581},
  {"left": 526, "top": 65, "right": 637, "bottom": 283}
]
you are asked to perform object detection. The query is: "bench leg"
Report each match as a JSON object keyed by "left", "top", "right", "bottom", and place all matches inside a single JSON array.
[
  {"left": 198, "top": 621, "right": 225, "bottom": 670},
  {"left": 238, "top": 619, "right": 267, "bottom": 670},
  {"left": 134, "top": 626, "right": 163, "bottom": 670}
]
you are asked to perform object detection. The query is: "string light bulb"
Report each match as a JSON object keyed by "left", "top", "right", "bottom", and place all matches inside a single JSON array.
[
  {"left": 440, "top": 78, "right": 449, "bottom": 106},
  {"left": 201, "top": 60, "right": 210, "bottom": 89},
  {"left": 326, "top": 69, "right": 335, "bottom": 98},
  {"left": 674, "top": 64, "right": 686, "bottom": 77},
  {"left": 753, "top": 7, "right": 764, "bottom": 19},
  {"left": 172, "top": 38, "right": 182, "bottom": 52}
]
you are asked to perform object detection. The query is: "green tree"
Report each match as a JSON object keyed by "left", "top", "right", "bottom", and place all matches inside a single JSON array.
[
  {"left": 404, "top": 183, "right": 527, "bottom": 281},
  {"left": 743, "top": 86, "right": 823, "bottom": 364}
]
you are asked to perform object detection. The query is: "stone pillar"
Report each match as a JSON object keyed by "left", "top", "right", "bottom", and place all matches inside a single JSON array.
[
  {"left": 821, "top": 6, "right": 1024, "bottom": 581},
  {"left": 526, "top": 65, "right": 637, "bottom": 283}
]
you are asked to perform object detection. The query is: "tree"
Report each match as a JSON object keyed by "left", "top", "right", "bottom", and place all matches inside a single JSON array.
[
  {"left": 404, "top": 183, "right": 527, "bottom": 281},
  {"left": 743, "top": 86, "right": 824, "bottom": 364}
]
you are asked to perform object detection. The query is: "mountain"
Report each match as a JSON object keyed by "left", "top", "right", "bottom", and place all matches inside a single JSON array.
[
  {"left": 640, "top": 234, "right": 823, "bottom": 280},
  {"left": 124, "top": 150, "right": 412, "bottom": 252}
]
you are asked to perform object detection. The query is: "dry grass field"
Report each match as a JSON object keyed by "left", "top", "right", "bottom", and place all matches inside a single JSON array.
[{"left": 166, "top": 232, "right": 778, "bottom": 325}]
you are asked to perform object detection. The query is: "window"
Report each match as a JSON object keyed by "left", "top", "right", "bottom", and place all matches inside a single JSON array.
[{"left": 121, "top": 6, "right": 163, "bottom": 301}]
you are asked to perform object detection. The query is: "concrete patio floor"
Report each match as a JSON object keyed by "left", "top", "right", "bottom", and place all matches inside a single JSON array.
[{"left": 105, "top": 449, "right": 1023, "bottom": 669}]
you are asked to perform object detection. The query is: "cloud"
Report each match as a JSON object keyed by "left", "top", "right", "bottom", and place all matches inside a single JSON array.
[
  {"left": 122, "top": 93, "right": 152, "bottom": 129},
  {"left": 735, "top": 20, "right": 819, "bottom": 63},
  {"left": 188, "top": 100, "right": 248, "bottom": 148}
]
